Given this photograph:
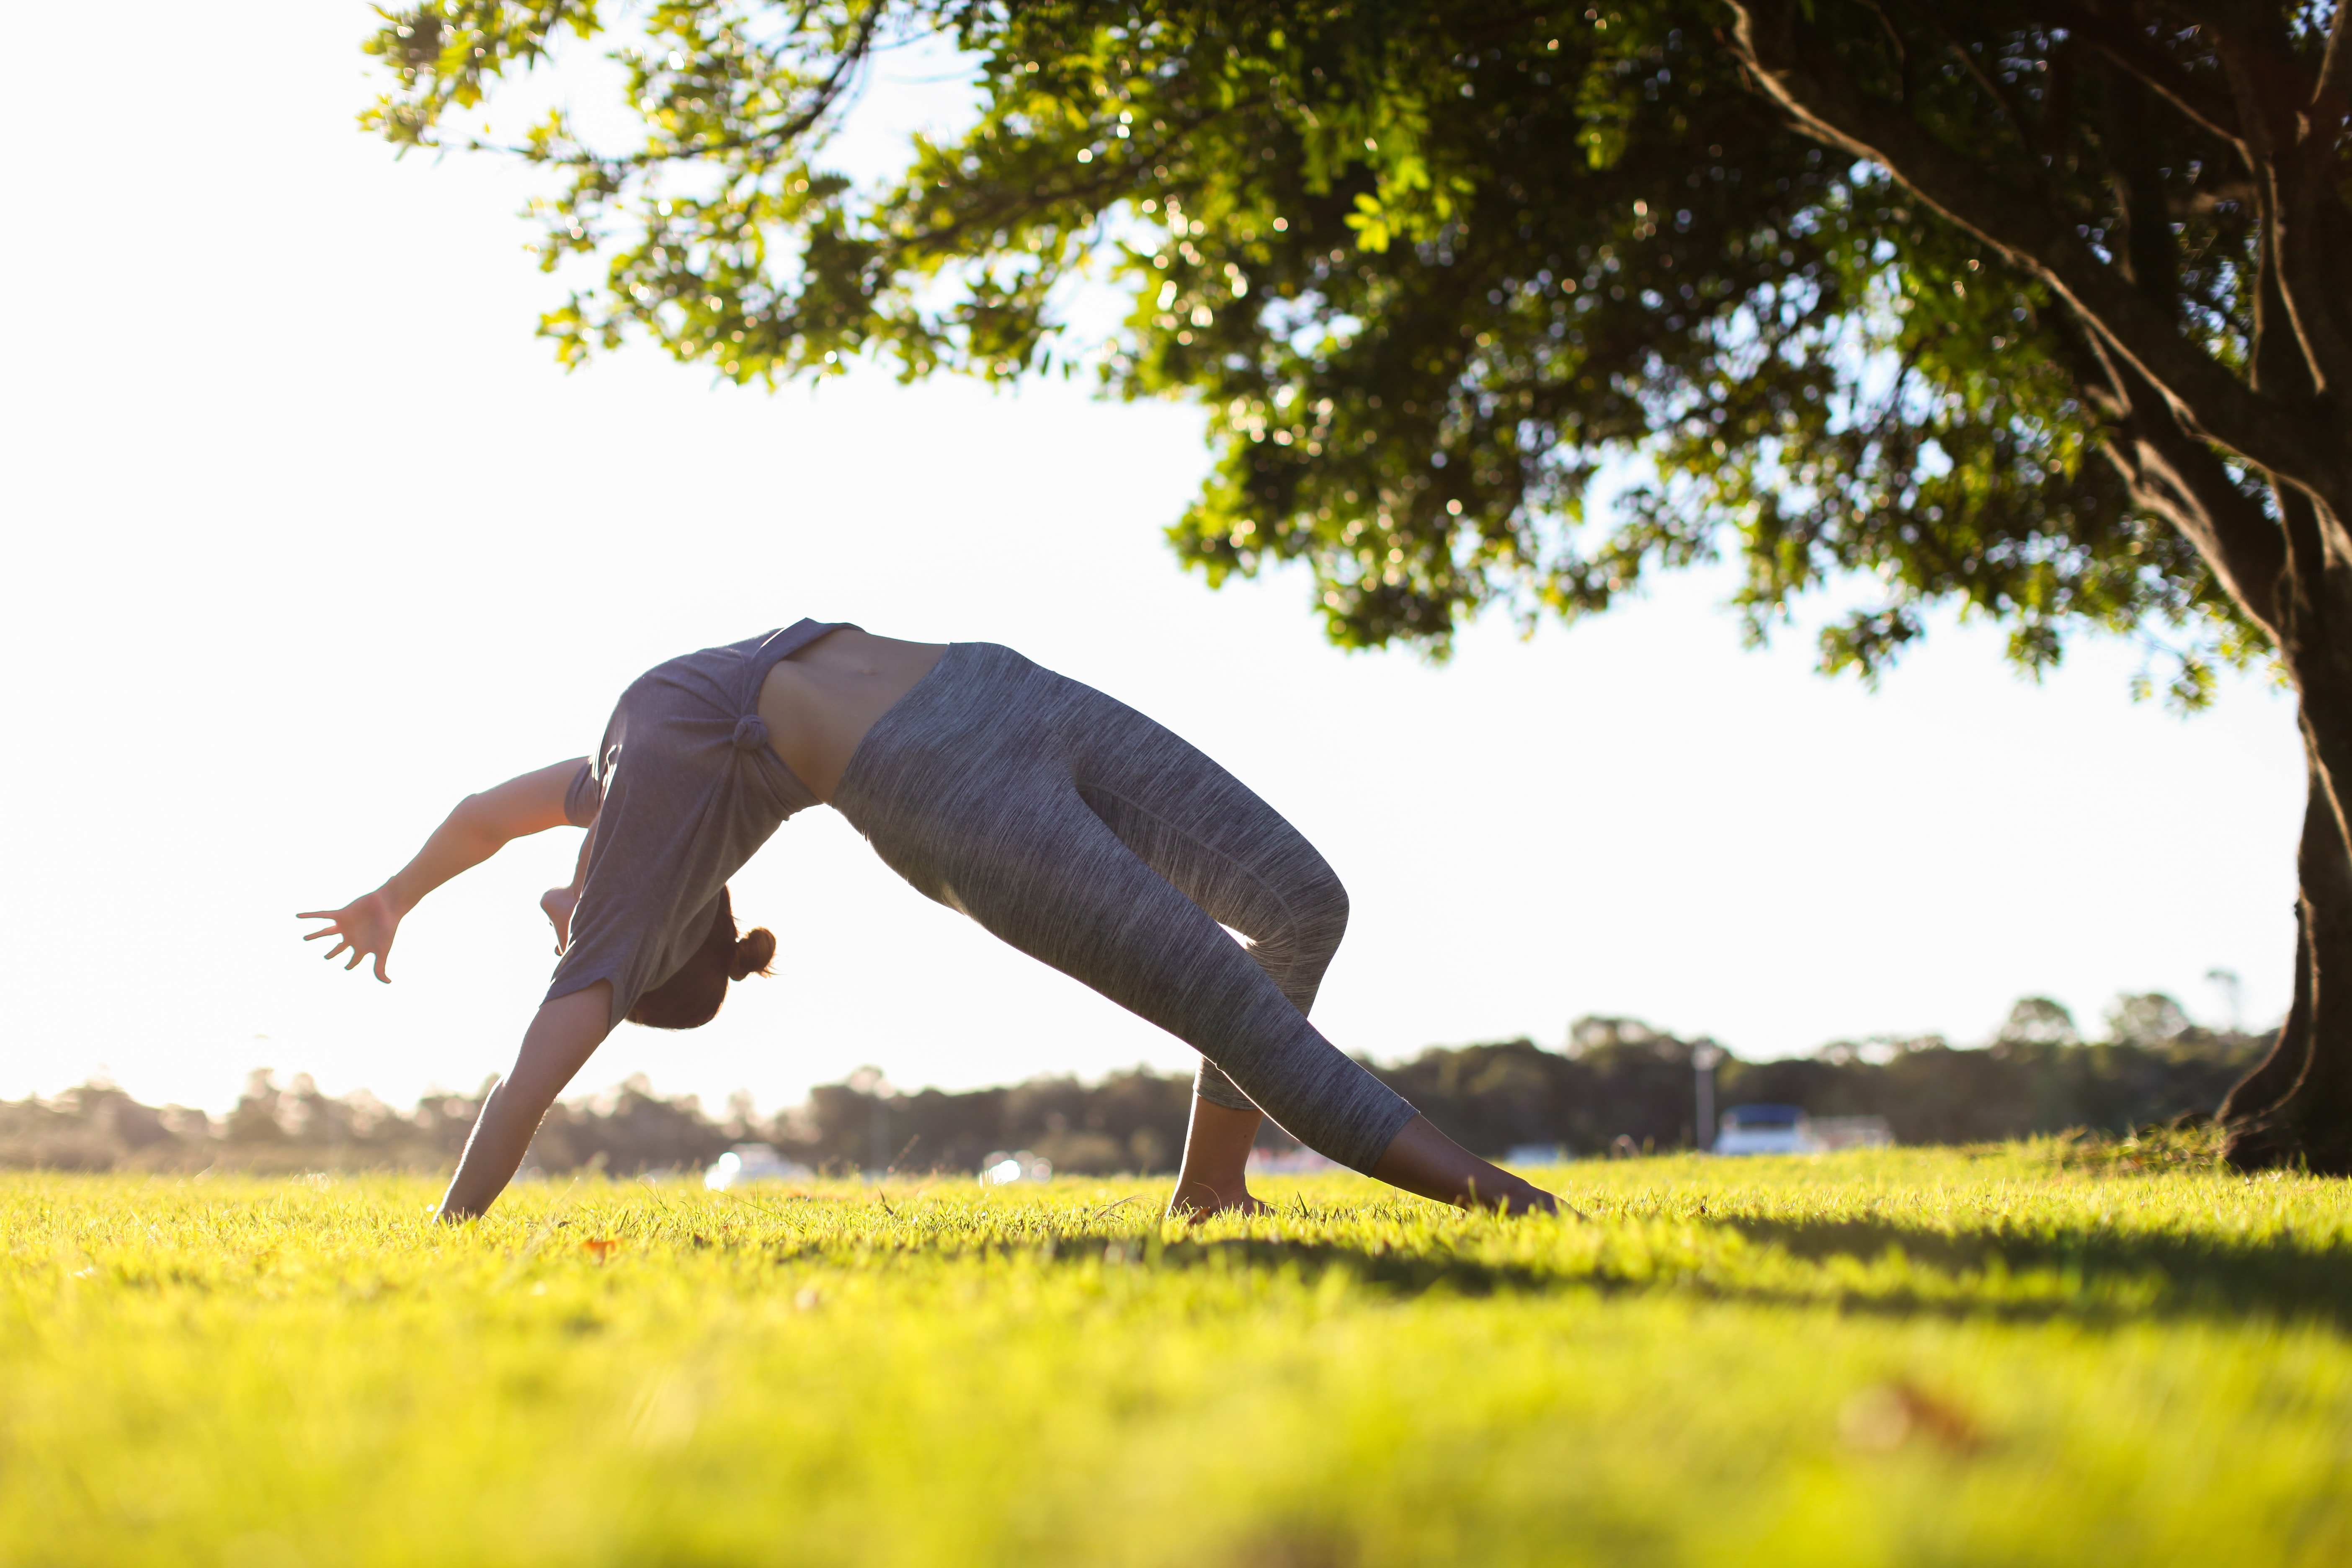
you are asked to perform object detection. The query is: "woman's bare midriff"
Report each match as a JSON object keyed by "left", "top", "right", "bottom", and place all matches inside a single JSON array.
[{"left": 756, "top": 627, "right": 949, "bottom": 803}]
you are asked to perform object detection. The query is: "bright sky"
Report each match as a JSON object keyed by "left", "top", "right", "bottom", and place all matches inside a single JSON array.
[{"left": 0, "top": 4, "right": 2303, "bottom": 1118}]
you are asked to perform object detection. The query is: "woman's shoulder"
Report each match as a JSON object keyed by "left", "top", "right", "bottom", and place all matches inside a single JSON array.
[{"left": 636, "top": 620, "right": 842, "bottom": 683}]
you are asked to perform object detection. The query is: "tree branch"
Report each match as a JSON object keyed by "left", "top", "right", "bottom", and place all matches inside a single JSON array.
[
  {"left": 503, "top": 5, "right": 886, "bottom": 175},
  {"left": 1727, "top": 0, "right": 2347, "bottom": 514},
  {"left": 2032, "top": 2, "right": 2244, "bottom": 145},
  {"left": 1896, "top": 0, "right": 2030, "bottom": 142},
  {"left": 2317, "top": 0, "right": 2352, "bottom": 114},
  {"left": 2096, "top": 63, "right": 2181, "bottom": 305},
  {"left": 2218, "top": 30, "right": 2352, "bottom": 410},
  {"left": 2081, "top": 332, "right": 2285, "bottom": 635}
]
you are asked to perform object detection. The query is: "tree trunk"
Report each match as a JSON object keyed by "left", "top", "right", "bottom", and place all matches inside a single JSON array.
[
  {"left": 2227, "top": 742, "right": 2352, "bottom": 1173},
  {"left": 2220, "top": 761, "right": 2320, "bottom": 1124},
  {"left": 2232, "top": 471, "right": 2352, "bottom": 1171},
  {"left": 2219, "top": 896, "right": 2308, "bottom": 1125}
]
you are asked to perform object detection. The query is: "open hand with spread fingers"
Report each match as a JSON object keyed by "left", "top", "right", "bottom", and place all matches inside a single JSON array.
[{"left": 297, "top": 889, "right": 403, "bottom": 983}]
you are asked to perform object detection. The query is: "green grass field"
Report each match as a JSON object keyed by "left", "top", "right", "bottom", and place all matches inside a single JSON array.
[{"left": 3, "top": 1148, "right": 2347, "bottom": 1566}]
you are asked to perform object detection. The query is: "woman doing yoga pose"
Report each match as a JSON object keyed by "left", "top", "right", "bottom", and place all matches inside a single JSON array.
[{"left": 299, "top": 623, "right": 1559, "bottom": 1221}]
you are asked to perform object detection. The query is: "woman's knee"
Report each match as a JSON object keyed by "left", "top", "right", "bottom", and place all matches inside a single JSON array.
[
  {"left": 1295, "top": 866, "right": 1348, "bottom": 959},
  {"left": 1252, "top": 864, "right": 1348, "bottom": 987}
]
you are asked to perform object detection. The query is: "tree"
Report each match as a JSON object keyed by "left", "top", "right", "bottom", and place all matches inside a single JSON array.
[
  {"left": 1998, "top": 996, "right": 2082, "bottom": 1047},
  {"left": 363, "top": 1, "right": 2352, "bottom": 1168},
  {"left": 2104, "top": 991, "right": 2193, "bottom": 1045},
  {"left": 1718, "top": 3, "right": 2352, "bottom": 1171}
]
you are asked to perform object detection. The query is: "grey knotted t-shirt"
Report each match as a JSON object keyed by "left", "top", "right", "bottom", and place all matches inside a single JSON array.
[{"left": 548, "top": 620, "right": 847, "bottom": 1026}]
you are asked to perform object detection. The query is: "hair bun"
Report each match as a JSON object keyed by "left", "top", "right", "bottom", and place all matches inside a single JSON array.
[{"left": 730, "top": 927, "right": 777, "bottom": 981}]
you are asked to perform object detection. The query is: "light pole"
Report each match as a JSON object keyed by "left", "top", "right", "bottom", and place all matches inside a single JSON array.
[{"left": 1692, "top": 1043, "right": 1725, "bottom": 1152}]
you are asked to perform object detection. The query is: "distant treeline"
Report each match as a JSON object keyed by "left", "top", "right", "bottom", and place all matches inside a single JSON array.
[
  {"left": 0, "top": 996, "right": 2264, "bottom": 1176},
  {"left": 1388, "top": 1009, "right": 2262, "bottom": 1155}
]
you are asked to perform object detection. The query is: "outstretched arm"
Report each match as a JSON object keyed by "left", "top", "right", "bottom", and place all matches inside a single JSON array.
[
  {"left": 299, "top": 758, "right": 588, "bottom": 981},
  {"left": 440, "top": 982, "right": 614, "bottom": 1220}
]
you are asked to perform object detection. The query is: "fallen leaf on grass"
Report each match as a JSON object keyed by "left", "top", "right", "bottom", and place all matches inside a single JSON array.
[
  {"left": 1839, "top": 1380, "right": 1986, "bottom": 1455},
  {"left": 582, "top": 1238, "right": 617, "bottom": 1262}
]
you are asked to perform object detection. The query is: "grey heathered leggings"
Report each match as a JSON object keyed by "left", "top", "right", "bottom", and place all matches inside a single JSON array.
[{"left": 831, "top": 642, "right": 1419, "bottom": 1173}]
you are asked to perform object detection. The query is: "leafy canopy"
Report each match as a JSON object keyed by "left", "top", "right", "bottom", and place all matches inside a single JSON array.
[{"left": 364, "top": 0, "right": 2255, "bottom": 691}]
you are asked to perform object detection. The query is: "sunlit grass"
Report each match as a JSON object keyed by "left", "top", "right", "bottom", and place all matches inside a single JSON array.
[{"left": 3, "top": 1147, "right": 2347, "bottom": 1565}]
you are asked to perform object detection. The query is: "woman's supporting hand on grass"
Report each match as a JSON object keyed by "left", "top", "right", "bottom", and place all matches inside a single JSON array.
[{"left": 438, "top": 983, "right": 615, "bottom": 1221}]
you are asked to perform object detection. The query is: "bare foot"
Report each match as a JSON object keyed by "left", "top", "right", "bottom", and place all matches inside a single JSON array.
[
  {"left": 539, "top": 885, "right": 578, "bottom": 953},
  {"left": 1371, "top": 1115, "right": 1588, "bottom": 1218},
  {"left": 1166, "top": 1180, "right": 1272, "bottom": 1222}
]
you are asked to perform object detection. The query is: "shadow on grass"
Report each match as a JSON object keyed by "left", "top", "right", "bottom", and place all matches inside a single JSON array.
[
  {"left": 1147, "top": 1236, "right": 1559, "bottom": 1299},
  {"left": 1720, "top": 1217, "right": 2352, "bottom": 1329},
  {"left": 1095, "top": 1224, "right": 2352, "bottom": 1329}
]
